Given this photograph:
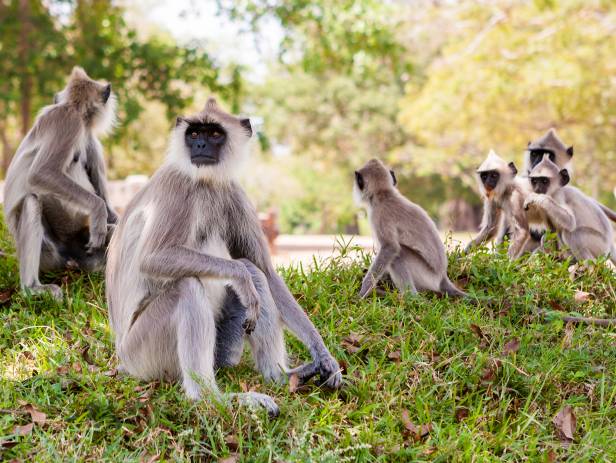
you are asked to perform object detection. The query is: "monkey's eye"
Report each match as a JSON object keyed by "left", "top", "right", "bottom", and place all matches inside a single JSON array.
[
  {"left": 210, "top": 131, "right": 222, "bottom": 139},
  {"left": 480, "top": 173, "right": 488, "bottom": 180},
  {"left": 191, "top": 132, "right": 198, "bottom": 139}
]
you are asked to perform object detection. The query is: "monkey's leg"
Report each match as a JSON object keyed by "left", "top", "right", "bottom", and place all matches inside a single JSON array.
[
  {"left": 240, "top": 259, "right": 288, "bottom": 383},
  {"left": 359, "top": 244, "right": 400, "bottom": 298},
  {"left": 265, "top": 271, "right": 343, "bottom": 389},
  {"left": 465, "top": 204, "right": 500, "bottom": 252},
  {"left": 17, "top": 195, "right": 62, "bottom": 299},
  {"left": 389, "top": 256, "right": 418, "bottom": 295},
  {"left": 494, "top": 214, "right": 510, "bottom": 246}
]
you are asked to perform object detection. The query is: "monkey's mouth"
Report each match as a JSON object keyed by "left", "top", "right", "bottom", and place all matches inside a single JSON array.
[{"left": 191, "top": 155, "right": 219, "bottom": 166}]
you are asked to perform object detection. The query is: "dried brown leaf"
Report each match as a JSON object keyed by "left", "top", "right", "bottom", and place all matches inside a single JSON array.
[
  {"left": 562, "top": 322, "right": 575, "bottom": 348},
  {"left": 548, "top": 300, "right": 566, "bottom": 312},
  {"left": 387, "top": 350, "right": 401, "bottom": 363},
  {"left": 341, "top": 333, "right": 364, "bottom": 354},
  {"left": 502, "top": 338, "right": 520, "bottom": 356},
  {"left": 553, "top": 405, "right": 576, "bottom": 443},
  {"left": 224, "top": 435, "right": 239, "bottom": 452},
  {"left": 469, "top": 324, "right": 485, "bottom": 339},
  {"left": 0, "top": 288, "right": 14, "bottom": 305},
  {"left": 72, "top": 362, "right": 82, "bottom": 373},
  {"left": 104, "top": 368, "right": 118, "bottom": 377},
  {"left": 574, "top": 291, "right": 591, "bottom": 303},
  {"left": 400, "top": 409, "right": 432, "bottom": 441},
  {"left": 219, "top": 454, "right": 239, "bottom": 463},
  {"left": 13, "top": 423, "right": 33, "bottom": 436},
  {"left": 22, "top": 404, "right": 46, "bottom": 425},
  {"left": 546, "top": 449, "right": 557, "bottom": 462},
  {"left": 140, "top": 454, "right": 159, "bottom": 463},
  {"left": 454, "top": 407, "right": 469, "bottom": 422}
]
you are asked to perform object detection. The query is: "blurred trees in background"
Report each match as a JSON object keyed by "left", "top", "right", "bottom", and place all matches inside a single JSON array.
[
  {"left": 0, "top": 0, "right": 238, "bottom": 177},
  {"left": 1, "top": 0, "right": 615, "bottom": 233}
]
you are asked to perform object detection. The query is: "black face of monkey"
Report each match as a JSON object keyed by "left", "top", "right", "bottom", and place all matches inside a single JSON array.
[
  {"left": 479, "top": 170, "right": 500, "bottom": 191},
  {"left": 184, "top": 123, "right": 227, "bottom": 166},
  {"left": 529, "top": 149, "right": 556, "bottom": 169},
  {"left": 530, "top": 176, "right": 550, "bottom": 194}
]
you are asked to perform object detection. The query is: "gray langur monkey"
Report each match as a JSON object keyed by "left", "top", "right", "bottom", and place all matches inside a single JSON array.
[
  {"left": 465, "top": 150, "right": 540, "bottom": 259},
  {"left": 524, "top": 128, "right": 616, "bottom": 223},
  {"left": 524, "top": 156, "right": 616, "bottom": 264},
  {"left": 106, "top": 98, "right": 342, "bottom": 415},
  {"left": 354, "top": 158, "right": 465, "bottom": 298},
  {"left": 3, "top": 67, "right": 117, "bottom": 299}
]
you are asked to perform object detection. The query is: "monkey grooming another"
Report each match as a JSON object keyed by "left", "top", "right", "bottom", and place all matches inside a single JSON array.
[
  {"left": 3, "top": 67, "right": 117, "bottom": 299},
  {"left": 354, "top": 159, "right": 465, "bottom": 298},
  {"left": 525, "top": 128, "right": 616, "bottom": 223},
  {"left": 524, "top": 156, "right": 616, "bottom": 264},
  {"left": 106, "top": 98, "right": 341, "bottom": 415}
]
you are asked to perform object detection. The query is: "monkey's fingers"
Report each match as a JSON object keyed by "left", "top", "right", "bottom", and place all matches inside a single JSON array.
[
  {"left": 242, "top": 317, "right": 257, "bottom": 335},
  {"left": 287, "top": 362, "right": 320, "bottom": 386}
]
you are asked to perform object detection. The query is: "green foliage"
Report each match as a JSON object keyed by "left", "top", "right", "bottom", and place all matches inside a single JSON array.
[
  {"left": 399, "top": 0, "right": 616, "bottom": 206},
  {"left": 1, "top": 215, "right": 616, "bottom": 460}
]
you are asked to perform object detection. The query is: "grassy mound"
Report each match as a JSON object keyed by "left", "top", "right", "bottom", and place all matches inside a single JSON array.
[{"left": 1, "top": 215, "right": 615, "bottom": 461}]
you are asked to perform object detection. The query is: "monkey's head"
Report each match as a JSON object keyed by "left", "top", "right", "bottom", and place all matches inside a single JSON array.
[
  {"left": 476, "top": 150, "right": 517, "bottom": 199},
  {"left": 525, "top": 128, "right": 573, "bottom": 174},
  {"left": 528, "top": 156, "right": 570, "bottom": 195},
  {"left": 167, "top": 97, "right": 252, "bottom": 181},
  {"left": 55, "top": 66, "right": 116, "bottom": 136},
  {"left": 353, "top": 158, "right": 397, "bottom": 205}
]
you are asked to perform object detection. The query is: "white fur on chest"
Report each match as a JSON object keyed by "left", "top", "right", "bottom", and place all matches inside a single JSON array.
[{"left": 198, "top": 233, "right": 232, "bottom": 316}]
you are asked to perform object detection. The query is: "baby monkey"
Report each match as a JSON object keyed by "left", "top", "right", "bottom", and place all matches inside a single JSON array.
[
  {"left": 524, "top": 156, "right": 616, "bottom": 264},
  {"left": 354, "top": 159, "right": 465, "bottom": 298}
]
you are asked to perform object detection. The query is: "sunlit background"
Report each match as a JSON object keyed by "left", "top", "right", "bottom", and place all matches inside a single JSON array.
[{"left": 1, "top": 0, "right": 615, "bottom": 256}]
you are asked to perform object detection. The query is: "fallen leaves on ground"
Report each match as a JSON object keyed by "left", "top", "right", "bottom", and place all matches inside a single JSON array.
[
  {"left": 13, "top": 423, "right": 34, "bottom": 436},
  {"left": 573, "top": 291, "right": 591, "bottom": 303},
  {"left": 21, "top": 404, "right": 46, "bottom": 425},
  {"left": 387, "top": 350, "right": 401, "bottom": 363},
  {"left": 401, "top": 409, "right": 433, "bottom": 441},
  {"left": 502, "top": 338, "right": 520, "bottom": 356},
  {"left": 552, "top": 405, "right": 576, "bottom": 444},
  {"left": 454, "top": 408, "right": 469, "bottom": 422},
  {"left": 288, "top": 373, "right": 300, "bottom": 393},
  {"left": 341, "top": 333, "right": 365, "bottom": 354},
  {"left": 218, "top": 454, "right": 239, "bottom": 463}
]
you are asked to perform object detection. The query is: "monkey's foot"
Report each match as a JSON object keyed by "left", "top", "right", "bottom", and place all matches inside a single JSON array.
[
  {"left": 26, "top": 284, "right": 63, "bottom": 300},
  {"left": 232, "top": 392, "right": 279, "bottom": 418},
  {"left": 288, "top": 355, "right": 343, "bottom": 390}
]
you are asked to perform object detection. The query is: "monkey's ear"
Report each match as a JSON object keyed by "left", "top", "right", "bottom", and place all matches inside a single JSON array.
[
  {"left": 240, "top": 118, "right": 252, "bottom": 137},
  {"left": 355, "top": 171, "right": 364, "bottom": 190},
  {"left": 390, "top": 170, "right": 397, "bottom": 186},
  {"left": 566, "top": 146, "right": 574, "bottom": 157},
  {"left": 176, "top": 117, "right": 186, "bottom": 127},
  {"left": 508, "top": 162, "right": 518, "bottom": 176},
  {"left": 559, "top": 169, "right": 570, "bottom": 186}
]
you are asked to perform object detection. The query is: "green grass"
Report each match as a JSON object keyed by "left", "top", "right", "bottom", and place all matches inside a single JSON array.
[{"left": 1, "top": 215, "right": 615, "bottom": 463}]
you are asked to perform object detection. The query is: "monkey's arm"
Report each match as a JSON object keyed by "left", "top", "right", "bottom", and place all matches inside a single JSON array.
[
  {"left": 85, "top": 137, "right": 118, "bottom": 224},
  {"left": 597, "top": 201, "right": 616, "bottom": 223},
  {"left": 465, "top": 201, "right": 501, "bottom": 251},
  {"left": 141, "top": 245, "right": 260, "bottom": 332},
  {"left": 28, "top": 109, "right": 108, "bottom": 250},
  {"left": 524, "top": 194, "right": 576, "bottom": 232},
  {"left": 359, "top": 242, "right": 400, "bottom": 298}
]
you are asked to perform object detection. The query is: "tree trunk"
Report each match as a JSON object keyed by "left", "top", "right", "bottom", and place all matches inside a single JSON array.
[{"left": 18, "top": 0, "right": 33, "bottom": 136}]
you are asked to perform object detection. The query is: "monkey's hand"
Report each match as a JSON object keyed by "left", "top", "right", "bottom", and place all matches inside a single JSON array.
[
  {"left": 359, "top": 274, "right": 377, "bottom": 298},
  {"left": 523, "top": 193, "right": 543, "bottom": 212},
  {"left": 235, "top": 275, "right": 260, "bottom": 335},
  {"left": 287, "top": 354, "right": 343, "bottom": 389},
  {"left": 87, "top": 200, "right": 109, "bottom": 253}
]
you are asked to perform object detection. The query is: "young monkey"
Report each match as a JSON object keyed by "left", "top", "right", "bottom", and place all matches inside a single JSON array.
[
  {"left": 354, "top": 159, "right": 465, "bottom": 298},
  {"left": 524, "top": 156, "right": 616, "bottom": 264},
  {"left": 465, "top": 150, "right": 539, "bottom": 258}
]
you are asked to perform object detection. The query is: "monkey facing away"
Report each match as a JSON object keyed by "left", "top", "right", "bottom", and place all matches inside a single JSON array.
[
  {"left": 465, "top": 150, "right": 540, "bottom": 259},
  {"left": 3, "top": 67, "right": 117, "bottom": 298},
  {"left": 106, "top": 98, "right": 342, "bottom": 415},
  {"left": 524, "top": 128, "right": 616, "bottom": 223},
  {"left": 354, "top": 159, "right": 465, "bottom": 298},
  {"left": 524, "top": 156, "right": 616, "bottom": 264}
]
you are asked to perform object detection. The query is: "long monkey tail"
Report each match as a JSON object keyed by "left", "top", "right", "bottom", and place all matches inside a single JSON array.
[
  {"left": 598, "top": 202, "right": 616, "bottom": 223},
  {"left": 440, "top": 277, "right": 467, "bottom": 298}
]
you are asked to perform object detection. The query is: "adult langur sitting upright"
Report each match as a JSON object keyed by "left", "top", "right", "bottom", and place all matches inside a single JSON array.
[
  {"left": 3, "top": 67, "right": 117, "bottom": 299},
  {"left": 106, "top": 98, "right": 342, "bottom": 415}
]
